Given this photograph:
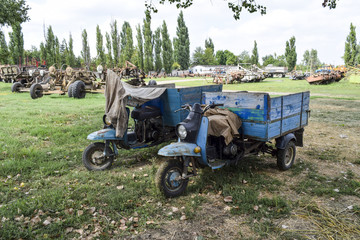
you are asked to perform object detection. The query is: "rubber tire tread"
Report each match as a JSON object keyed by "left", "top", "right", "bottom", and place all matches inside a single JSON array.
[{"left": 155, "top": 159, "right": 188, "bottom": 198}]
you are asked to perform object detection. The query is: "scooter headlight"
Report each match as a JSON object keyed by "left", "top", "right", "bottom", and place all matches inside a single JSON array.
[
  {"left": 177, "top": 124, "right": 187, "bottom": 140},
  {"left": 102, "top": 114, "right": 112, "bottom": 126}
]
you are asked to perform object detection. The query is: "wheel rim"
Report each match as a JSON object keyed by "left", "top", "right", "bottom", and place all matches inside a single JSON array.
[
  {"left": 90, "top": 149, "right": 107, "bottom": 166},
  {"left": 284, "top": 146, "right": 294, "bottom": 166},
  {"left": 164, "top": 167, "right": 183, "bottom": 192}
]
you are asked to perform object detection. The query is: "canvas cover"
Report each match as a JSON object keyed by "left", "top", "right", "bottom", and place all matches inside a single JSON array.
[
  {"left": 204, "top": 108, "right": 242, "bottom": 145},
  {"left": 105, "top": 70, "right": 167, "bottom": 137}
]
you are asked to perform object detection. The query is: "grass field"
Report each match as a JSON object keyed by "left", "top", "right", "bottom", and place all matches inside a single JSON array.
[{"left": 0, "top": 76, "right": 359, "bottom": 239}]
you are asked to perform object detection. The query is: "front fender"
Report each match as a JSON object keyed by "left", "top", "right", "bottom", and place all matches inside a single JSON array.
[
  {"left": 87, "top": 128, "right": 123, "bottom": 141},
  {"left": 158, "top": 142, "right": 201, "bottom": 157}
]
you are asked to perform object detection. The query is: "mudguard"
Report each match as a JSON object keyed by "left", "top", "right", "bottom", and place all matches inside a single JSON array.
[
  {"left": 87, "top": 128, "right": 123, "bottom": 141},
  {"left": 275, "top": 133, "right": 296, "bottom": 149},
  {"left": 158, "top": 142, "right": 201, "bottom": 157}
]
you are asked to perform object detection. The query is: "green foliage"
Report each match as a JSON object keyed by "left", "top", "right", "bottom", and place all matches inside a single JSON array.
[
  {"left": 0, "top": 0, "right": 30, "bottom": 27},
  {"left": 344, "top": 23, "right": 358, "bottom": 66},
  {"left": 251, "top": 40, "right": 259, "bottom": 65},
  {"left": 8, "top": 22, "right": 24, "bottom": 65},
  {"left": 176, "top": 11, "right": 190, "bottom": 70},
  {"left": 238, "top": 50, "right": 251, "bottom": 64},
  {"left": 154, "top": 27, "right": 162, "bottom": 72},
  {"left": 123, "top": 26, "right": 134, "bottom": 65},
  {"left": 105, "top": 32, "right": 113, "bottom": 68},
  {"left": 143, "top": 13, "right": 154, "bottom": 72},
  {"left": 205, "top": 38, "right": 214, "bottom": 51},
  {"left": 224, "top": 50, "right": 237, "bottom": 65},
  {"left": 136, "top": 24, "right": 144, "bottom": 70},
  {"left": 215, "top": 50, "right": 226, "bottom": 65},
  {"left": 285, "top": 36, "right": 297, "bottom": 71},
  {"left": 161, "top": 21, "right": 173, "bottom": 74},
  {"left": 80, "top": 29, "right": 90, "bottom": 69},
  {"left": 110, "top": 20, "right": 120, "bottom": 66},
  {"left": 95, "top": 25, "right": 105, "bottom": 65},
  {"left": 145, "top": 0, "right": 338, "bottom": 21},
  {"left": 0, "top": 30, "right": 9, "bottom": 63},
  {"left": 302, "top": 49, "right": 321, "bottom": 71},
  {"left": 172, "top": 61, "right": 180, "bottom": 70},
  {"left": 66, "top": 34, "right": 76, "bottom": 67}
]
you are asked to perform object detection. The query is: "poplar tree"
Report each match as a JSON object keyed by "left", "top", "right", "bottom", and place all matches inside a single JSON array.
[
  {"left": 344, "top": 23, "right": 358, "bottom": 66},
  {"left": 8, "top": 22, "right": 24, "bottom": 65},
  {"left": 60, "top": 39, "right": 67, "bottom": 65},
  {"left": 55, "top": 37, "right": 61, "bottom": 67},
  {"left": 285, "top": 36, "right": 297, "bottom": 71},
  {"left": 96, "top": 25, "right": 105, "bottom": 65},
  {"left": 111, "top": 20, "right": 120, "bottom": 66},
  {"left": 123, "top": 26, "right": 134, "bottom": 64},
  {"left": 143, "top": 13, "right": 153, "bottom": 73},
  {"left": 161, "top": 21, "right": 173, "bottom": 73},
  {"left": 120, "top": 22, "right": 131, "bottom": 65},
  {"left": 66, "top": 33, "right": 76, "bottom": 67},
  {"left": 0, "top": 31, "right": 9, "bottom": 64},
  {"left": 44, "top": 26, "right": 56, "bottom": 66},
  {"left": 136, "top": 24, "right": 144, "bottom": 70},
  {"left": 105, "top": 32, "right": 113, "bottom": 67},
  {"left": 251, "top": 40, "right": 259, "bottom": 65},
  {"left": 154, "top": 27, "right": 162, "bottom": 72},
  {"left": 81, "top": 29, "right": 91, "bottom": 69},
  {"left": 175, "top": 11, "right": 190, "bottom": 69}
]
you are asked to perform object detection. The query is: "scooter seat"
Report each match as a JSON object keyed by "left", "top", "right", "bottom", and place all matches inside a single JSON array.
[{"left": 131, "top": 106, "right": 161, "bottom": 121}]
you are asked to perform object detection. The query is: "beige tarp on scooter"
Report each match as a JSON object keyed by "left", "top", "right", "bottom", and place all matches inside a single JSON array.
[
  {"left": 204, "top": 108, "right": 242, "bottom": 145},
  {"left": 105, "top": 70, "right": 166, "bottom": 138}
]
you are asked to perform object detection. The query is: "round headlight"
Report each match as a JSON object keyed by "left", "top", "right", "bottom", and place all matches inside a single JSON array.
[
  {"left": 177, "top": 124, "right": 187, "bottom": 140},
  {"left": 102, "top": 114, "right": 112, "bottom": 126},
  {"left": 29, "top": 70, "right": 33, "bottom": 76}
]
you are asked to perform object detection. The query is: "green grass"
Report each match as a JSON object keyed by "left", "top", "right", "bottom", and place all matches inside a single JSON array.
[{"left": 1, "top": 79, "right": 360, "bottom": 239}]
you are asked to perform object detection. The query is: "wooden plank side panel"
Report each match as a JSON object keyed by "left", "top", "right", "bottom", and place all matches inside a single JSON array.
[
  {"left": 282, "top": 115, "right": 301, "bottom": 133},
  {"left": 242, "top": 122, "right": 268, "bottom": 141},
  {"left": 227, "top": 108, "right": 266, "bottom": 121},
  {"left": 270, "top": 92, "right": 309, "bottom": 121},
  {"left": 268, "top": 121, "right": 281, "bottom": 139},
  {"left": 202, "top": 92, "right": 267, "bottom": 109}
]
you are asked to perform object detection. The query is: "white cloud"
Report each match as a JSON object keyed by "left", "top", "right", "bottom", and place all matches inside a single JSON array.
[{"left": 2, "top": 0, "right": 360, "bottom": 65}]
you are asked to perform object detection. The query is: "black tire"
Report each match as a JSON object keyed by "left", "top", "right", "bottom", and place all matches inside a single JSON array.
[
  {"left": 30, "top": 83, "right": 43, "bottom": 99},
  {"left": 11, "top": 82, "right": 22, "bottom": 92},
  {"left": 277, "top": 140, "right": 296, "bottom": 171},
  {"left": 155, "top": 158, "right": 188, "bottom": 198},
  {"left": 68, "top": 84, "right": 74, "bottom": 98},
  {"left": 82, "top": 142, "right": 114, "bottom": 171},
  {"left": 72, "top": 80, "right": 86, "bottom": 99},
  {"left": 148, "top": 79, "right": 157, "bottom": 85}
]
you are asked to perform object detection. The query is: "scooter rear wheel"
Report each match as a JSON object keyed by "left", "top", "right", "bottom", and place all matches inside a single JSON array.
[
  {"left": 82, "top": 142, "right": 114, "bottom": 171},
  {"left": 156, "top": 158, "right": 188, "bottom": 198}
]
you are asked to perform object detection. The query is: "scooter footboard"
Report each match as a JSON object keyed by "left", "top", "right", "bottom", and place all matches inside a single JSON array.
[{"left": 158, "top": 142, "right": 201, "bottom": 157}]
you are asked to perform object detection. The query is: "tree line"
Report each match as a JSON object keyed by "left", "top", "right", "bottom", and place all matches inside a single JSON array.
[{"left": 0, "top": 11, "right": 191, "bottom": 74}]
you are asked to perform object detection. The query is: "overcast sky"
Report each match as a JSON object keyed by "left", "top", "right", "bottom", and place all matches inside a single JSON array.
[{"left": 3, "top": 0, "right": 360, "bottom": 66}]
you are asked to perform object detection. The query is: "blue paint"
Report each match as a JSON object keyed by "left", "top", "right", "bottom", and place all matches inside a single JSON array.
[
  {"left": 87, "top": 128, "right": 123, "bottom": 141},
  {"left": 202, "top": 91, "right": 310, "bottom": 141},
  {"left": 196, "top": 117, "right": 209, "bottom": 166},
  {"left": 158, "top": 142, "right": 201, "bottom": 157}
]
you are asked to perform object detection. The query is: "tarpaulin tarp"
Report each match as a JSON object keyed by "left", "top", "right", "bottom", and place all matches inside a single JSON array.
[
  {"left": 204, "top": 108, "right": 242, "bottom": 145},
  {"left": 105, "top": 70, "right": 166, "bottom": 137}
]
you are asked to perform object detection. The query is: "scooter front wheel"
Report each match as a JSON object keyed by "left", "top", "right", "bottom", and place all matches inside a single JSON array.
[
  {"left": 155, "top": 158, "right": 188, "bottom": 198},
  {"left": 82, "top": 142, "right": 114, "bottom": 171}
]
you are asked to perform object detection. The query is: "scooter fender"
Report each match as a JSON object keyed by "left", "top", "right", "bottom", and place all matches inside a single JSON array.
[
  {"left": 158, "top": 142, "right": 201, "bottom": 157},
  {"left": 87, "top": 128, "right": 123, "bottom": 141}
]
